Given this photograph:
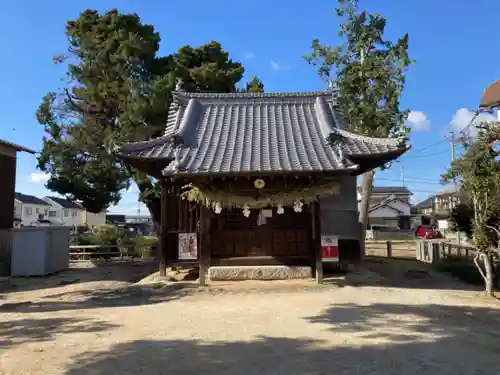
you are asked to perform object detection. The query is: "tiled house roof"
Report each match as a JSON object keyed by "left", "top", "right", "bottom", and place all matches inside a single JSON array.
[
  {"left": 14, "top": 193, "right": 50, "bottom": 206},
  {"left": 371, "top": 186, "right": 411, "bottom": 195},
  {"left": 414, "top": 196, "right": 434, "bottom": 210},
  {"left": 45, "top": 196, "right": 84, "bottom": 210},
  {"left": 119, "top": 90, "right": 409, "bottom": 176}
]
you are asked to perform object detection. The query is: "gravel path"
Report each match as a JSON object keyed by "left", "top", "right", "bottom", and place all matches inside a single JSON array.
[{"left": 1, "top": 264, "right": 500, "bottom": 374}]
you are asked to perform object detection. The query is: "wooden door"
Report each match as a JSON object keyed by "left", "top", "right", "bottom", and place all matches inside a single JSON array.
[{"left": 211, "top": 207, "right": 311, "bottom": 260}]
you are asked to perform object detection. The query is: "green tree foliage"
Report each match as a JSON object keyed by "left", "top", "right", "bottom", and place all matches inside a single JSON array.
[
  {"left": 245, "top": 76, "right": 265, "bottom": 93},
  {"left": 37, "top": 9, "right": 263, "bottom": 226},
  {"left": 443, "top": 122, "right": 500, "bottom": 294},
  {"left": 450, "top": 203, "right": 474, "bottom": 239},
  {"left": 304, "top": 0, "right": 414, "bottom": 252}
]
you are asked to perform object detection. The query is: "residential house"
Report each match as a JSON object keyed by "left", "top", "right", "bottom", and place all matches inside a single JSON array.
[
  {"left": 358, "top": 186, "right": 412, "bottom": 229},
  {"left": 413, "top": 196, "right": 433, "bottom": 216},
  {"left": 370, "top": 186, "right": 411, "bottom": 205},
  {"left": 368, "top": 194, "right": 411, "bottom": 229},
  {"left": 43, "top": 196, "right": 86, "bottom": 228},
  {"left": 414, "top": 186, "right": 463, "bottom": 230},
  {"left": 14, "top": 193, "right": 52, "bottom": 227}
]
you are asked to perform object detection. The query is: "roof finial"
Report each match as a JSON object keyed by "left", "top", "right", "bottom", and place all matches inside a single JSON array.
[
  {"left": 327, "top": 80, "right": 338, "bottom": 92},
  {"left": 175, "top": 78, "right": 184, "bottom": 92}
]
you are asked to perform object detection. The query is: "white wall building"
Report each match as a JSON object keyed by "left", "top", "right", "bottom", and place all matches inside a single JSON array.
[
  {"left": 43, "top": 196, "right": 86, "bottom": 228},
  {"left": 367, "top": 195, "right": 411, "bottom": 229},
  {"left": 81, "top": 211, "right": 107, "bottom": 228},
  {"left": 42, "top": 196, "right": 107, "bottom": 228},
  {"left": 14, "top": 193, "right": 52, "bottom": 227}
]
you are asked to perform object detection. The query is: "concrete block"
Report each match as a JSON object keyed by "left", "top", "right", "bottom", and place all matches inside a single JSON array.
[{"left": 208, "top": 265, "right": 312, "bottom": 281}]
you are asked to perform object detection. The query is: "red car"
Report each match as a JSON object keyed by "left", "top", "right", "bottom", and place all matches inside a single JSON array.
[{"left": 415, "top": 225, "right": 442, "bottom": 239}]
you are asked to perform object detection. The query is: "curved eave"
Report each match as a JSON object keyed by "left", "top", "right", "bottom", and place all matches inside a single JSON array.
[
  {"left": 119, "top": 153, "right": 174, "bottom": 179},
  {"left": 347, "top": 145, "right": 410, "bottom": 175},
  {"left": 331, "top": 127, "right": 407, "bottom": 149}
]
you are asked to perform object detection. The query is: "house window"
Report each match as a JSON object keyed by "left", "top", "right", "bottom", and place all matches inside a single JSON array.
[
  {"left": 64, "top": 210, "right": 69, "bottom": 217},
  {"left": 36, "top": 208, "right": 40, "bottom": 214},
  {"left": 48, "top": 211, "right": 57, "bottom": 217},
  {"left": 24, "top": 207, "right": 32, "bottom": 215},
  {"left": 72, "top": 211, "right": 77, "bottom": 217}
]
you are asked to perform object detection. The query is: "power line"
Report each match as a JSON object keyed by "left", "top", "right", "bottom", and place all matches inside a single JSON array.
[
  {"left": 404, "top": 174, "right": 443, "bottom": 182},
  {"left": 409, "top": 138, "right": 448, "bottom": 154},
  {"left": 400, "top": 150, "right": 449, "bottom": 160},
  {"left": 376, "top": 177, "right": 442, "bottom": 185}
]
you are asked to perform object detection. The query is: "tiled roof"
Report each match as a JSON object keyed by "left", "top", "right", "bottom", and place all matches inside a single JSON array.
[
  {"left": 371, "top": 186, "right": 411, "bottom": 195},
  {"left": 0, "top": 139, "right": 35, "bottom": 154},
  {"left": 369, "top": 195, "right": 407, "bottom": 213},
  {"left": 14, "top": 193, "right": 50, "bottom": 206},
  {"left": 414, "top": 196, "right": 434, "bottom": 209},
  {"left": 119, "top": 90, "right": 408, "bottom": 175},
  {"left": 45, "top": 196, "right": 84, "bottom": 210}
]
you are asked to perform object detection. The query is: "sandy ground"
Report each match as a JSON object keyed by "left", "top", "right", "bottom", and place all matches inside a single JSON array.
[{"left": 1, "top": 260, "right": 500, "bottom": 375}]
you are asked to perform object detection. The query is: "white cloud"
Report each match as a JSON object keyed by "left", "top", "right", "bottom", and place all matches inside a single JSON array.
[
  {"left": 270, "top": 60, "right": 290, "bottom": 73},
  {"left": 450, "top": 107, "right": 497, "bottom": 137},
  {"left": 243, "top": 52, "right": 255, "bottom": 60},
  {"left": 30, "top": 172, "right": 49, "bottom": 183},
  {"left": 405, "top": 111, "right": 430, "bottom": 131},
  {"left": 270, "top": 60, "right": 280, "bottom": 72}
]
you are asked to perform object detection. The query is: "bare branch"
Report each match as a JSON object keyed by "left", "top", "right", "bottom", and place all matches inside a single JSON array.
[{"left": 474, "top": 253, "right": 488, "bottom": 282}]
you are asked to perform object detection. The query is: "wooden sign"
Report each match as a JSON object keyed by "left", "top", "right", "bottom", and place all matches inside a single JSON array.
[
  {"left": 178, "top": 232, "right": 198, "bottom": 260},
  {"left": 321, "top": 235, "right": 339, "bottom": 262}
]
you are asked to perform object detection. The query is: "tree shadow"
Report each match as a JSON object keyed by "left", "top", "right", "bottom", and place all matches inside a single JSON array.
[
  {"left": 62, "top": 302, "right": 500, "bottom": 375},
  {"left": 324, "top": 257, "right": 485, "bottom": 292},
  {"left": 4, "top": 261, "right": 159, "bottom": 294},
  {"left": 0, "top": 282, "right": 198, "bottom": 313},
  {"left": 0, "top": 317, "right": 120, "bottom": 349},
  {"left": 306, "top": 302, "right": 500, "bottom": 343}
]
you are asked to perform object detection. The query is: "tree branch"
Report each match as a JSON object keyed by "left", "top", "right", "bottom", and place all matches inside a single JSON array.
[{"left": 474, "top": 253, "right": 488, "bottom": 282}]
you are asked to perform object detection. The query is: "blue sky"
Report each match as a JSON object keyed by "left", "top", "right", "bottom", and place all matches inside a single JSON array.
[{"left": 2, "top": 0, "right": 499, "bottom": 214}]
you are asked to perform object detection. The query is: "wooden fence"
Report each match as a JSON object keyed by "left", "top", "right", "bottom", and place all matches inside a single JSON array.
[
  {"left": 69, "top": 244, "right": 155, "bottom": 262},
  {"left": 365, "top": 240, "right": 416, "bottom": 259},
  {"left": 365, "top": 239, "right": 477, "bottom": 264},
  {"left": 416, "top": 240, "right": 476, "bottom": 264}
]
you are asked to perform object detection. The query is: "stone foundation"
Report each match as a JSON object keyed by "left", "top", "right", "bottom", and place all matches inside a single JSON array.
[{"left": 208, "top": 265, "right": 312, "bottom": 281}]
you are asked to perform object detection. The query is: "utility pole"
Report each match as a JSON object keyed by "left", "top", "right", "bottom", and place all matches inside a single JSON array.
[
  {"left": 400, "top": 164, "right": 404, "bottom": 186},
  {"left": 448, "top": 131, "right": 461, "bottom": 243},
  {"left": 450, "top": 131, "right": 456, "bottom": 163},
  {"left": 450, "top": 131, "right": 458, "bottom": 187}
]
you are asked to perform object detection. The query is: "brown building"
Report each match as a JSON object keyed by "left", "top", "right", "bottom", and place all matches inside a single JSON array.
[
  {"left": 119, "top": 87, "right": 409, "bottom": 282},
  {"left": 0, "top": 139, "right": 35, "bottom": 275},
  {"left": 0, "top": 140, "right": 35, "bottom": 229}
]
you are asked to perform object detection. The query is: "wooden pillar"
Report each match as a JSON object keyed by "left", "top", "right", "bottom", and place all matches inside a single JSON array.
[
  {"left": 198, "top": 207, "right": 210, "bottom": 286},
  {"left": 0, "top": 153, "right": 16, "bottom": 230},
  {"left": 312, "top": 201, "right": 323, "bottom": 284},
  {"left": 386, "top": 241, "right": 392, "bottom": 258},
  {"left": 159, "top": 179, "right": 168, "bottom": 277}
]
